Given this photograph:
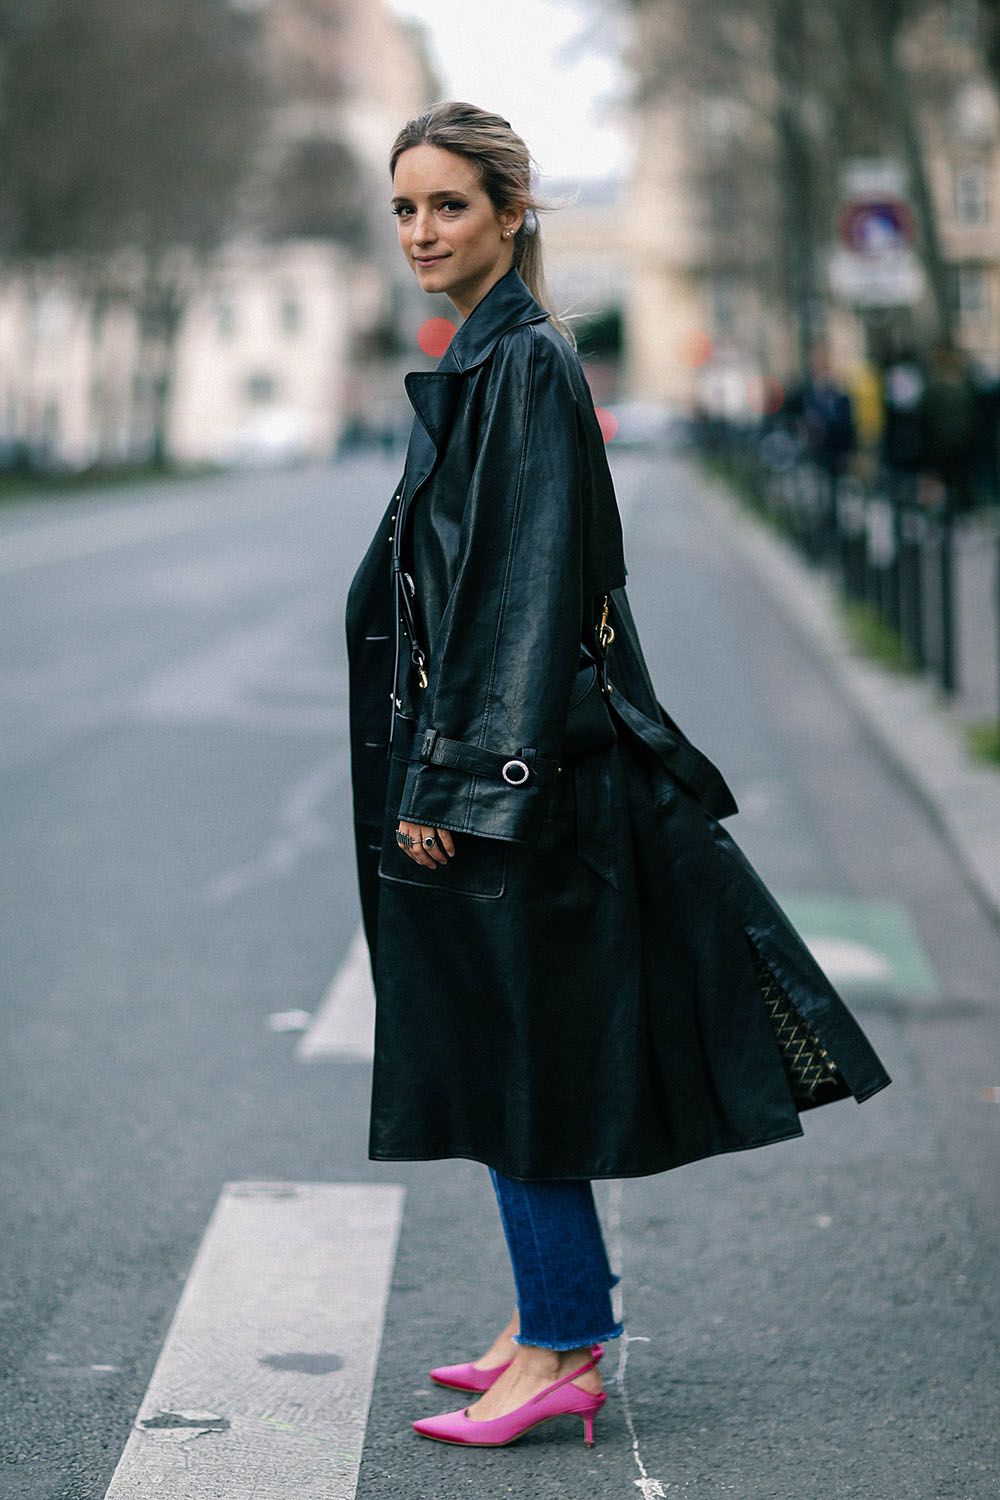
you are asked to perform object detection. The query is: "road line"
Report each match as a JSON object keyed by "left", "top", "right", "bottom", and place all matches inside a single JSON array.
[
  {"left": 603, "top": 1179, "right": 668, "bottom": 1499},
  {"left": 298, "top": 928, "right": 375, "bottom": 1062},
  {"left": 104, "top": 1181, "right": 403, "bottom": 1500}
]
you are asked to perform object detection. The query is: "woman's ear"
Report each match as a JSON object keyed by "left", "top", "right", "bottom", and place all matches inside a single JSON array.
[{"left": 501, "top": 204, "right": 525, "bottom": 238}]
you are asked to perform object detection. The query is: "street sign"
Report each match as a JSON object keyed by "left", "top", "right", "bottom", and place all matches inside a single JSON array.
[
  {"left": 830, "top": 160, "right": 925, "bottom": 308},
  {"left": 829, "top": 246, "right": 926, "bottom": 307},
  {"left": 838, "top": 197, "right": 916, "bottom": 253}
]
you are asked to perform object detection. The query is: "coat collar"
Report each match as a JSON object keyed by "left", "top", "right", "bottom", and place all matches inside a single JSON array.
[{"left": 440, "top": 268, "right": 550, "bottom": 374}]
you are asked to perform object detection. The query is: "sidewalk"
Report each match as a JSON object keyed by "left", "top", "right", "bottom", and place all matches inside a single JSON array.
[{"left": 690, "top": 461, "right": 1000, "bottom": 922}]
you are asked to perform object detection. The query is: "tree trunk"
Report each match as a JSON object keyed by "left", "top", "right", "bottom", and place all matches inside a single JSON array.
[
  {"left": 140, "top": 277, "right": 183, "bottom": 470},
  {"left": 874, "top": 4, "right": 954, "bottom": 344},
  {"left": 773, "top": 0, "right": 821, "bottom": 379},
  {"left": 980, "top": 0, "right": 1000, "bottom": 96}
]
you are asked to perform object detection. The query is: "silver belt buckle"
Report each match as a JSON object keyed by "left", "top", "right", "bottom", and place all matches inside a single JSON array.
[{"left": 501, "top": 758, "right": 530, "bottom": 786}]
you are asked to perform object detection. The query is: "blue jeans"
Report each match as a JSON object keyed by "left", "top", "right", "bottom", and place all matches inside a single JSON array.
[{"left": 489, "top": 1170, "right": 624, "bottom": 1351}]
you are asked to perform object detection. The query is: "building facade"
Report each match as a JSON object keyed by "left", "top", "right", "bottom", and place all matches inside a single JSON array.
[
  {"left": 0, "top": 0, "right": 435, "bottom": 471},
  {"left": 625, "top": 0, "right": 1000, "bottom": 414}
]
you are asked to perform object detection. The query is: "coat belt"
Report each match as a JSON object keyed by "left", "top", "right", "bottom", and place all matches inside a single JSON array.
[{"left": 419, "top": 729, "right": 561, "bottom": 788}]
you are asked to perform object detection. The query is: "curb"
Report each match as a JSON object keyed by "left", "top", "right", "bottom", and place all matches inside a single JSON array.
[{"left": 691, "top": 464, "right": 1000, "bottom": 927}]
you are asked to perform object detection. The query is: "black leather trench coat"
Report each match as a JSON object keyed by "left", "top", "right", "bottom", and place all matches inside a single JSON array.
[{"left": 346, "top": 270, "right": 889, "bottom": 1181}]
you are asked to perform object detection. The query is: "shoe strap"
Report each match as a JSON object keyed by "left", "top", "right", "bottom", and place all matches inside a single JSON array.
[{"left": 528, "top": 1354, "right": 598, "bottom": 1405}]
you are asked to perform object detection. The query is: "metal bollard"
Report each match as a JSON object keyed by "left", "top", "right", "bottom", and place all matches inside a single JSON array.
[
  {"left": 898, "top": 502, "right": 926, "bottom": 672},
  {"left": 838, "top": 479, "right": 868, "bottom": 600},
  {"left": 935, "top": 501, "right": 958, "bottom": 695},
  {"left": 995, "top": 520, "right": 1000, "bottom": 747}
]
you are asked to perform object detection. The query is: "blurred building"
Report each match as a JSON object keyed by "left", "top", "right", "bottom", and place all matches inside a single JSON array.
[
  {"left": 0, "top": 0, "right": 435, "bottom": 471},
  {"left": 543, "top": 177, "right": 629, "bottom": 403},
  {"left": 623, "top": 0, "right": 794, "bottom": 415},
  {"left": 169, "top": 0, "right": 437, "bottom": 465},
  {"left": 626, "top": 0, "right": 1000, "bottom": 415},
  {"left": 907, "top": 5, "right": 1000, "bottom": 370}
]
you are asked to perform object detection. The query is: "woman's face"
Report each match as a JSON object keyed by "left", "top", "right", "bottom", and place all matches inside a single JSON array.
[{"left": 392, "top": 144, "right": 523, "bottom": 319}]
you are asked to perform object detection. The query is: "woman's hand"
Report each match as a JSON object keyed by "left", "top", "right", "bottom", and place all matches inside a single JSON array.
[{"left": 395, "top": 821, "right": 456, "bottom": 868}]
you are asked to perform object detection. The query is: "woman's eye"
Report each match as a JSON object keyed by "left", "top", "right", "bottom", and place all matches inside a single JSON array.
[
  {"left": 440, "top": 200, "right": 466, "bottom": 213},
  {"left": 391, "top": 205, "right": 414, "bottom": 218}
]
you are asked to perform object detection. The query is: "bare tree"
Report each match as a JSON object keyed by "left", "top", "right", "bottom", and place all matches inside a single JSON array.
[
  {"left": 605, "top": 0, "right": 958, "bottom": 370},
  {"left": 979, "top": 0, "right": 1000, "bottom": 90},
  {"left": 266, "top": 137, "right": 367, "bottom": 248},
  {"left": 0, "top": 0, "right": 264, "bottom": 463}
]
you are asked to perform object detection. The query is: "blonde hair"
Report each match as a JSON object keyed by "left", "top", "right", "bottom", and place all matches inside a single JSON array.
[{"left": 389, "top": 101, "right": 571, "bottom": 342}]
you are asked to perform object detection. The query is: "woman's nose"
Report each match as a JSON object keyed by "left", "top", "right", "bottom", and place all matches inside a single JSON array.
[{"left": 412, "top": 208, "right": 436, "bottom": 244}]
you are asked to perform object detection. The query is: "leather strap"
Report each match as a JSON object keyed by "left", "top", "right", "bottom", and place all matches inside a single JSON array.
[
  {"left": 420, "top": 729, "right": 561, "bottom": 788},
  {"left": 610, "top": 692, "right": 737, "bottom": 819}
]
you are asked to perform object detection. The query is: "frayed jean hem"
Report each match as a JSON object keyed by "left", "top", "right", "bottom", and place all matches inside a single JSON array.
[{"left": 513, "top": 1322, "right": 624, "bottom": 1352}]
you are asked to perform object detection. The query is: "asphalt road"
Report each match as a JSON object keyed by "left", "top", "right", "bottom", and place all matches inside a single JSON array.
[{"left": 1, "top": 451, "right": 998, "bottom": 1499}]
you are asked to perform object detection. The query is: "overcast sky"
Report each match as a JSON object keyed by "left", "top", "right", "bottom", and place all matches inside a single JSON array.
[{"left": 385, "top": 0, "right": 631, "bottom": 181}]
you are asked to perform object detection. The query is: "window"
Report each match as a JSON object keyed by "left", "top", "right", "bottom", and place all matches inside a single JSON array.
[
  {"left": 215, "top": 299, "right": 236, "bottom": 339},
  {"left": 245, "top": 372, "right": 277, "bottom": 403},
  {"left": 954, "top": 165, "right": 989, "bottom": 225},
  {"left": 280, "top": 295, "right": 302, "bottom": 336},
  {"left": 91, "top": 300, "right": 108, "bottom": 347},
  {"left": 947, "top": 0, "right": 977, "bottom": 44},
  {"left": 41, "top": 398, "right": 61, "bottom": 448},
  {"left": 710, "top": 277, "right": 738, "bottom": 334},
  {"left": 955, "top": 266, "right": 990, "bottom": 324}
]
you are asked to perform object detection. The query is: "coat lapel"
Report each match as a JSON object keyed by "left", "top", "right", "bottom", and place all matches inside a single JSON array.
[{"left": 400, "top": 269, "right": 549, "bottom": 515}]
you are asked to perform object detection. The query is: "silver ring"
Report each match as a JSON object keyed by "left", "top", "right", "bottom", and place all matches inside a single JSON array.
[
  {"left": 424, "top": 836, "right": 436, "bottom": 849},
  {"left": 501, "top": 758, "right": 530, "bottom": 786},
  {"left": 395, "top": 830, "right": 414, "bottom": 849}
]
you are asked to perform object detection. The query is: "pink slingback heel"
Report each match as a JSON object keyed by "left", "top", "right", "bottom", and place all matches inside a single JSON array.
[
  {"left": 429, "top": 1357, "right": 514, "bottom": 1393},
  {"left": 429, "top": 1341, "right": 602, "bottom": 1394},
  {"left": 414, "top": 1349, "right": 606, "bottom": 1447}
]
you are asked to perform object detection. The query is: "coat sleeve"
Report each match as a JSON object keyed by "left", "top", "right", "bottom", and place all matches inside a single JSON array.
[{"left": 397, "top": 326, "right": 586, "bottom": 843}]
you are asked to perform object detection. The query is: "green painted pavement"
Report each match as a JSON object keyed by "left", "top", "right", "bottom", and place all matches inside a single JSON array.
[{"left": 780, "top": 895, "right": 939, "bottom": 1001}]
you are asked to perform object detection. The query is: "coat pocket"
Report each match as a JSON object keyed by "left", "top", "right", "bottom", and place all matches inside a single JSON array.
[{"left": 378, "top": 829, "right": 507, "bottom": 899}]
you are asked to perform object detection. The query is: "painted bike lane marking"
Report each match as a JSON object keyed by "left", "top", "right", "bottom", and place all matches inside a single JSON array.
[{"left": 104, "top": 1181, "right": 403, "bottom": 1500}]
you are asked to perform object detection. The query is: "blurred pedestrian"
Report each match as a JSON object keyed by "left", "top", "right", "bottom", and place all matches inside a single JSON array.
[
  {"left": 788, "top": 342, "right": 855, "bottom": 554},
  {"left": 972, "top": 367, "right": 1000, "bottom": 507},
  {"left": 881, "top": 347, "right": 925, "bottom": 505},
  {"left": 796, "top": 341, "right": 856, "bottom": 478},
  {"left": 847, "top": 358, "right": 885, "bottom": 459},
  {"left": 346, "top": 101, "right": 890, "bottom": 1452}
]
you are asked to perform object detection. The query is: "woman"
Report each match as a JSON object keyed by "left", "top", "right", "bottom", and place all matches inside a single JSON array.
[{"left": 346, "top": 102, "right": 890, "bottom": 1449}]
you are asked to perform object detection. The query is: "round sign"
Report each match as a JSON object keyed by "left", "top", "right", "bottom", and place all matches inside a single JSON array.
[{"left": 837, "top": 198, "right": 916, "bottom": 253}]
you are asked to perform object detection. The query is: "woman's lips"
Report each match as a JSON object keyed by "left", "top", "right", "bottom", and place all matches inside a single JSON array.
[{"left": 414, "top": 255, "right": 448, "bottom": 266}]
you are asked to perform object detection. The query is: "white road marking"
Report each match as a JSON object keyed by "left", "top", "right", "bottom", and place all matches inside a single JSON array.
[
  {"left": 803, "top": 936, "right": 893, "bottom": 982},
  {"left": 104, "top": 1181, "right": 404, "bottom": 1500},
  {"left": 603, "top": 1179, "right": 669, "bottom": 1499},
  {"left": 298, "top": 928, "right": 375, "bottom": 1062},
  {"left": 269, "top": 1010, "right": 313, "bottom": 1033}
]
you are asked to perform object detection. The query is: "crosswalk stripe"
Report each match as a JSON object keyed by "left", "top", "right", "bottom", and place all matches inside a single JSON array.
[
  {"left": 104, "top": 1181, "right": 404, "bottom": 1499},
  {"left": 299, "top": 928, "right": 375, "bottom": 1062}
]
